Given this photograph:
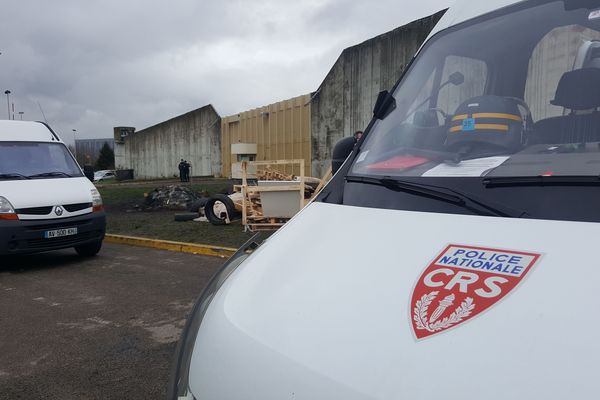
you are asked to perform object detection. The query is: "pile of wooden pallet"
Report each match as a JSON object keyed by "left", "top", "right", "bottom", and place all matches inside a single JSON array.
[{"left": 235, "top": 160, "right": 331, "bottom": 232}]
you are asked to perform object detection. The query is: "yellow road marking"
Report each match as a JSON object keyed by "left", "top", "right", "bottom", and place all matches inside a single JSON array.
[{"left": 105, "top": 234, "right": 237, "bottom": 258}]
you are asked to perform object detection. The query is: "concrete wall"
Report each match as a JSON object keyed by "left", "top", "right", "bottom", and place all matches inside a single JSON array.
[
  {"left": 75, "top": 138, "right": 114, "bottom": 167},
  {"left": 310, "top": 10, "right": 446, "bottom": 177},
  {"left": 115, "top": 105, "right": 221, "bottom": 179}
]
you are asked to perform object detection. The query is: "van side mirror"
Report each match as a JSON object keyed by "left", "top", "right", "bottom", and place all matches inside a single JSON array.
[
  {"left": 83, "top": 165, "right": 95, "bottom": 182},
  {"left": 332, "top": 137, "right": 356, "bottom": 174},
  {"left": 373, "top": 90, "right": 396, "bottom": 120}
]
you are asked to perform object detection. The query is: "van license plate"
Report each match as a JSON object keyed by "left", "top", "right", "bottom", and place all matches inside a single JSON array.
[{"left": 44, "top": 228, "right": 78, "bottom": 239}]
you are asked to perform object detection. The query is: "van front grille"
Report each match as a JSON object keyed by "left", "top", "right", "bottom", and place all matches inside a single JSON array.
[
  {"left": 16, "top": 206, "right": 53, "bottom": 215},
  {"left": 64, "top": 202, "right": 92, "bottom": 212},
  {"left": 16, "top": 203, "right": 92, "bottom": 216}
]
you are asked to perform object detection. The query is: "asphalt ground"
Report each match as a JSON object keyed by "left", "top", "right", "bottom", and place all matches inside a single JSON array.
[{"left": 0, "top": 243, "right": 224, "bottom": 399}]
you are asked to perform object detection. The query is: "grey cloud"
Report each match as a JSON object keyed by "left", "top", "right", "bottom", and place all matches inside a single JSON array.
[{"left": 0, "top": 0, "right": 450, "bottom": 143}]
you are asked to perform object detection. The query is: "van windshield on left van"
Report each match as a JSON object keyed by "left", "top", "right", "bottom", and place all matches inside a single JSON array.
[{"left": 0, "top": 142, "right": 83, "bottom": 180}]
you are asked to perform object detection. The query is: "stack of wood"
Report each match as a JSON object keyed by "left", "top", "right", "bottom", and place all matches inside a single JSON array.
[
  {"left": 236, "top": 160, "right": 333, "bottom": 232},
  {"left": 256, "top": 167, "right": 321, "bottom": 199},
  {"left": 257, "top": 167, "right": 295, "bottom": 181}
]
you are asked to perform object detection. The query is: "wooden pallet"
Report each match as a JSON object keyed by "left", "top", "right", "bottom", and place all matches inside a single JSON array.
[{"left": 241, "top": 159, "right": 305, "bottom": 232}]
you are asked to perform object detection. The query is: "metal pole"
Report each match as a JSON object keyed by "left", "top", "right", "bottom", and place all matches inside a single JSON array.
[
  {"left": 4, "top": 90, "right": 10, "bottom": 120},
  {"left": 18, "top": 111, "right": 23, "bottom": 120},
  {"left": 72, "top": 129, "right": 77, "bottom": 158}
]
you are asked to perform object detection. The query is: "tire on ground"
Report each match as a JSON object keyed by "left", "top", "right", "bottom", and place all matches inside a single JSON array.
[
  {"left": 174, "top": 212, "right": 199, "bottom": 222},
  {"left": 75, "top": 240, "right": 103, "bottom": 257},
  {"left": 204, "top": 194, "right": 240, "bottom": 225}
]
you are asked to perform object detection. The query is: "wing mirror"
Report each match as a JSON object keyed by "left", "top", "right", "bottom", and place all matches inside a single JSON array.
[{"left": 373, "top": 90, "right": 396, "bottom": 120}]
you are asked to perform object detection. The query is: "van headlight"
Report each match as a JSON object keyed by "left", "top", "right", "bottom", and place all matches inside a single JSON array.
[
  {"left": 168, "top": 235, "right": 262, "bottom": 400},
  {"left": 91, "top": 189, "right": 103, "bottom": 212},
  {"left": 0, "top": 196, "right": 18, "bottom": 220}
]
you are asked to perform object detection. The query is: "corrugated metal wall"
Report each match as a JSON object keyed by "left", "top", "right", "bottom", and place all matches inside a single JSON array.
[{"left": 221, "top": 94, "right": 311, "bottom": 177}]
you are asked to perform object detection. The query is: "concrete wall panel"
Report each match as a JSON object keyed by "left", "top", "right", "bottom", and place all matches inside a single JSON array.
[
  {"left": 116, "top": 105, "right": 220, "bottom": 179},
  {"left": 310, "top": 10, "right": 446, "bottom": 177}
]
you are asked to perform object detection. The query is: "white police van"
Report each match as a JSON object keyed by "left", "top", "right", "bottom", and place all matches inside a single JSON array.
[
  {"left": 170, "top": 1, "right": 600, "bottom": 398},
  {"left": 0, "top": 121, "right": 105, "bottom": 256}
]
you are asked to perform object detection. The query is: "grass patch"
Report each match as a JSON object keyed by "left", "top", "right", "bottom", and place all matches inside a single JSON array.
[
  {"left": 106, "top": 211, "right": 252, "bottom": 248},
  {"left": 99, "top": 179, "right": 251, "bottom": 248},
  {"left": 99, "top": 181, "right": 230, "bottom": 209}
]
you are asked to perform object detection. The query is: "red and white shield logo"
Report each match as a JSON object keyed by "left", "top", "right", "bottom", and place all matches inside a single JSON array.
[{"left": 411, "top": 244, "right": 541, "bottom": 340}]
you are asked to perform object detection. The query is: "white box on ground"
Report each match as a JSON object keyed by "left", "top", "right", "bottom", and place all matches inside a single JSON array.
[{"left": 258, "top": 180, "right": 302, "bottom": 218}]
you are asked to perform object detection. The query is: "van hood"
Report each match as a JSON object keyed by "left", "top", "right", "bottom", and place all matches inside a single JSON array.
[
  {"left": 0, "top": 177, "right": 94, "bottom": 210},
  {"left": 189, "top": 202, "right": 600, "bottom": 399}
]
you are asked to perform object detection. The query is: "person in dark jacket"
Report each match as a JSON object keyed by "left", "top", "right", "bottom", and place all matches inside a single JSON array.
[
  {"left": 178, "top": 159, "right": 185, "bottom": 182},
  {"left": 183, "top": 160, "right": 191, "bottom": 182}
]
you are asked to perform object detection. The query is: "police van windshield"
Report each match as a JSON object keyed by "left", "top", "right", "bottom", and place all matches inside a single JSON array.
[
  {"left": 0, "top": 142, "right": 82, "bottom": 180},
  {"left": 352, "top": 1, "right": 600, "bottom": 179}
]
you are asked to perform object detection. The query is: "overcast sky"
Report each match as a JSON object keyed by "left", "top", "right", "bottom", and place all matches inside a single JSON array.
[{"left": 0, "top": 0, "right": 451, "bottom": 144}]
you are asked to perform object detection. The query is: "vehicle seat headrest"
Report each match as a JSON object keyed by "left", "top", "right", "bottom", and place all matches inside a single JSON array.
[{"left": 551, "top": 68, "right": 600, "bottom": 110}]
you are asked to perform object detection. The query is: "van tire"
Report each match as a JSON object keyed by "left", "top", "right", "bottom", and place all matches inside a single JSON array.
[
  {"left": 174, "top": 212, "right": 199, "bottom": 222},
  {"left": 205, "top": 194, "right": 239, "bottom": 225},
  {"left": 75, "top": 240, "right": 103, "bottom": 257}
]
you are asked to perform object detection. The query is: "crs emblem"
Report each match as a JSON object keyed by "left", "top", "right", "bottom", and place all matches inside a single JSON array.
[
  {"left": 54, "top": 206, "right": 64, "bottom": 216},
  {"left": 411, "top": 244, "right": 541, "bottom": 340}
]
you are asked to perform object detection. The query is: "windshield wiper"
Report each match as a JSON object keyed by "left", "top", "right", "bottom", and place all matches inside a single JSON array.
[
  {"left": 483, "top": 175, "right": 600, "bottom": 188},
  {"left": 0, "top": 173, "right": 31, "bottom": 180},
  {"left": 28, "top": 171, "right": 73, "bottom": 178},
  {"left": 346, "top": 175, "right": 529, "bottom": 218}
]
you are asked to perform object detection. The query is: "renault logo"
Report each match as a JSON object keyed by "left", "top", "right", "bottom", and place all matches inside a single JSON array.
[{"left": 54, "top": 206, "right": 64, "bottom": 216}]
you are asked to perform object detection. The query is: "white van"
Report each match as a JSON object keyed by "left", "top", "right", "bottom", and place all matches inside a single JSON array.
[
  {"left": 170, "top": 1, "right": 600, "bottom": 398},
  {"left": 0, "top": 121, "right": 105, "bottom": 257}
]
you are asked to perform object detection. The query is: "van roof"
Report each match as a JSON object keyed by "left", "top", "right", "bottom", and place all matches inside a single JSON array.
[
  {"left": 0, "top": 120, "right": 62, "bottom": 143},
  {"left": 426, "top": 0, "right": 524, "bottom": 42}
]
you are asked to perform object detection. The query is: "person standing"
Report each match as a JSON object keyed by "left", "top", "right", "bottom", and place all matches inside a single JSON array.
[
  {"left": 178, "top": 159, "right": 185, "bottom": 182},
  {"left": 184, "top": 160, "right": 191, "bottom": 182}
]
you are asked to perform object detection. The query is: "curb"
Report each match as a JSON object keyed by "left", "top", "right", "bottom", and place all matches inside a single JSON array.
[{"left": 105, "top": 234, "right": 237, "bottom": 258}]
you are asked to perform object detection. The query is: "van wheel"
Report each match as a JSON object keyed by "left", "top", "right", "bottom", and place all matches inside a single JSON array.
[{"left": 75, "top": 241, "right": 103, "bottom": 257}]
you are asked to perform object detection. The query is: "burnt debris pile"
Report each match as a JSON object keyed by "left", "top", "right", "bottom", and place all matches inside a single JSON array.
[{"left": 143, "top": 185, "right": 202, "bottom": 210}]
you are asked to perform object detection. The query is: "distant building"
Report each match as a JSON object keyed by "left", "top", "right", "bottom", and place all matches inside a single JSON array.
[{"left": 75, "top": 138, "right": 115, "bottom": 167}]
